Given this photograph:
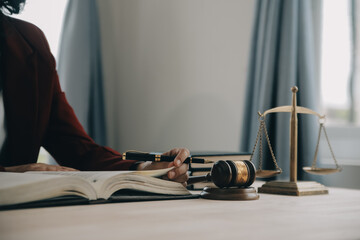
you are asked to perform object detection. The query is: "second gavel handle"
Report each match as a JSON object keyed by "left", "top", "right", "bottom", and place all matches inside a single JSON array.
[{"left": 187, "top": 173, "right": 211, "bottom": 185}]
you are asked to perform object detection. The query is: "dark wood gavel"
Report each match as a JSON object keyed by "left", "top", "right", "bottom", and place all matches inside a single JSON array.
[{"left": 187, "top": 160, "right": 256, "bottom": 188}]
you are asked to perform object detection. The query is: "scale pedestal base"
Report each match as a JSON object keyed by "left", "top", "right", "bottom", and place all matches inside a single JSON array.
[{"left": 258, "top": 181, "right": 328, "bottom": 196}]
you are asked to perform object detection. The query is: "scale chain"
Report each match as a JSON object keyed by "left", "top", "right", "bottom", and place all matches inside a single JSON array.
[
  {"left": 311, "top": 123, "right": 323, "bottom": 168},
  {"left": 262, "top": 120, "right": 282, "bottom": 171},
  {"left": 259, "top": 122, "right": 263, "bottom": 170},
  {"left": 312, "top": 123, "right": 340, "bottom": 169},
  {"left": 322, "top": 125, "right": 340, "bottom": 168},
  {"left": 249, "top": 118, "right": 281, "bottom": 172},
  {"left": 249, "top": 119, "right": 263, "bottom": 164}
]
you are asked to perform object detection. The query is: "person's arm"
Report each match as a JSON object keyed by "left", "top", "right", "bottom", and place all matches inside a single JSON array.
[
  {"left": 41, "top": 50, "right": 188, "bottom": 179},
  {"left": 42, "top": 76, "right": 137, "bottom": 171},
  {"left": 13, "top": 24, "right": 136, "bottom": 171},
  {"left": 3, "top": 163, "right": 77, "bottom": 172},
  {"left": 1, "top": 19, "right": 188, "bottom": 184}
]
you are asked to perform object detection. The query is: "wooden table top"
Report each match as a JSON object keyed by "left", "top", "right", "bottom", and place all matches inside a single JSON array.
[{"left": 1, "top": 182, "right": 359, "bottom": 240}]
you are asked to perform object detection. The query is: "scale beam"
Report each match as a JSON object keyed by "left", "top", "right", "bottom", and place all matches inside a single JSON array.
[{"left": 261, "top": 106, "right": 324, "bottom": 120}]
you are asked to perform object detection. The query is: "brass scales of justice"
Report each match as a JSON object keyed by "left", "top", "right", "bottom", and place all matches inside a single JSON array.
[{"left": 249, "top": 86, "right": 342, "bottom": 196}]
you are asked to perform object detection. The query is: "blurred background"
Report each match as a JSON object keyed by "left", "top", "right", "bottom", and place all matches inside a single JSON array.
[{"left": 14, "top": 0, "right": 360, "bottom": 189}]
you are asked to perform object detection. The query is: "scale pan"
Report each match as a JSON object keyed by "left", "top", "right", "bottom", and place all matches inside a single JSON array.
[
  {"left": 256, "top": 169, "right": 281, "bottom": 178},
  {"left": 303, "top": 167, "right": 341, "bottom": 175}
]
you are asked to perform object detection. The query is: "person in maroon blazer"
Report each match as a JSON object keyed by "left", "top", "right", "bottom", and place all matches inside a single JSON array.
[{"left": 0, "top": 0, "right": 189, "bottom": 184}]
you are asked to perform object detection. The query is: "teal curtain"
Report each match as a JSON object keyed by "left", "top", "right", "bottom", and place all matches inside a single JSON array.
[
  {"left": 58, "top": 0, "right": 107, "bottom": 145},
  {"left": 349, "top": 0, "right": 357, "bottom": 122},
  {"left": 241, "top": 0, "right": 320, "bottom": 180}
]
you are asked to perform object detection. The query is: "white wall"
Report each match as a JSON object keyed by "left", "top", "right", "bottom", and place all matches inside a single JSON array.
[{"left": 98, "top": 0, "right": 255, "bottom": 153}]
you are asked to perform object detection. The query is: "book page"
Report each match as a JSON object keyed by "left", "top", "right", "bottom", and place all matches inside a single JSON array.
[
  {"left": 27, "top": 167, "right": 174, "bottom": 197},
  {"left": 0, "top": 172, "right": 97, "bottom": 206},
  {"left": 1, "top": 172, "right": 65, "bottom": 189},
  {"left": 102, "top": 174, "right": 190, "bottom": 198},
  {"left": 132, "top": 167, "right": 174, "bottom": 177}
]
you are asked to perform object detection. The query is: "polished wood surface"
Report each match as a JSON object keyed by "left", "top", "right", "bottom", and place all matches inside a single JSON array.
[{"left": 0, "top": 182, "right": 359, "bottom": 240}]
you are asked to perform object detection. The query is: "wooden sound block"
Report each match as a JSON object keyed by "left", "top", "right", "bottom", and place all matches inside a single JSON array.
[
  {"left": 200, "top": 186, "right": 259, "bottom": 200},
  {"left": 258, "top": 181, "right": 328, "bottom": 196}
]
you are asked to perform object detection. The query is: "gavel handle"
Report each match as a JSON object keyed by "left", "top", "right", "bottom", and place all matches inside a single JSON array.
[{"left": 187, "top": 173, "right": 211, "bottom": 185}]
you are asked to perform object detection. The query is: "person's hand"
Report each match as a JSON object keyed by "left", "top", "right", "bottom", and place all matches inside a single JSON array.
[
  {"left": 136, "top": 148, "right": 190, "bottom": 186},
  {"left": 4, "top": 163, "right": 78, "bottom": 172}
]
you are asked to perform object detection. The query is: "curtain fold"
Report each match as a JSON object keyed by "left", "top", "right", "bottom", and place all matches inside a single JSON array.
[
  {"left": 241, "top": 0, "right": 321, "bottom": 180},
  {"left": 349, "top": 0, "right": 357, "bottom": 122},
  {"left": 58, "top": 0, "right": 107, "bottom": 145}
]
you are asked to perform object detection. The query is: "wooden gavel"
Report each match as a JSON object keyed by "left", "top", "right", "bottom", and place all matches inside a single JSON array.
[{"left": 187, "top": 160, "right": 256, "bottom": 188}]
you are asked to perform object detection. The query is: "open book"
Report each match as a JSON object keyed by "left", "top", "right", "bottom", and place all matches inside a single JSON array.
[{"left": 0, "top": 168, "right": 192, "bottom": 208}]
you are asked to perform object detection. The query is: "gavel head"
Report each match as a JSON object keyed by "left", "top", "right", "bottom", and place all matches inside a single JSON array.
[{"left": 211, "top": 160, "right": 256, "bottom": 188}]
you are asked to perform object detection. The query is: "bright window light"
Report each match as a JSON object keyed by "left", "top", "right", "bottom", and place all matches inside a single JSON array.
[
  {"left": 12, "top": 0, "right": 68, "bottom": 60},
  {"left": 320, "top": 0, "right": 358, "bottom": 125}
]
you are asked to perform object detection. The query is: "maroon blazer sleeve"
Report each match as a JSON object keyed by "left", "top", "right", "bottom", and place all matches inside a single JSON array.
[
  {"left": 0, "top": 16, "right": 136, "bottom": 171},
  {"left": 36, "top": 30, "right": 137, "bottom": 170},
  {"left": 43, "top": 76, "right": 136, "bottom": 171}
]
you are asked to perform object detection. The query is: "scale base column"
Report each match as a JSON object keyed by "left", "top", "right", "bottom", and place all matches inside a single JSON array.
[{"left": 258, "top": 181, "right": 328, "bottom": 196}]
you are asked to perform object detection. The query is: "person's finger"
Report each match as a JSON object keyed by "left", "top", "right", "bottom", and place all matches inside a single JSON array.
[
  {"left": 46, "top": 165, "right": 60, "bottom": 171},
  {"left": 172, "top": 148, "right": 190, "bottom": 167},
  {"left": 150, "top": 162, "right": 170, "bottom": 170},
  {"left": 32, "top": 164, "right": 77, "bottom": 171},
  {"left": 172, "top": 172, "right": 189, "bottom": 184},
  {"left": 5, "top": 163, "right": 70, "bottom": 172},
  {"left": 138, "top": 161, "right": 170, "bottom": 171},
  {"left": 162, "top": 148, "right": 179, "bottom": 156},
  {"left": 163, "top": 171, "right": 188, "bottom": 185},
  {"left": 167, "top": 162, "right": 189, "bottom": 179},
  {"left": 29, "top": 163, "right": 48, "bottom": 171},
  {"left": 59, "top": 166, "right": 79, "bottom": 171}
]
